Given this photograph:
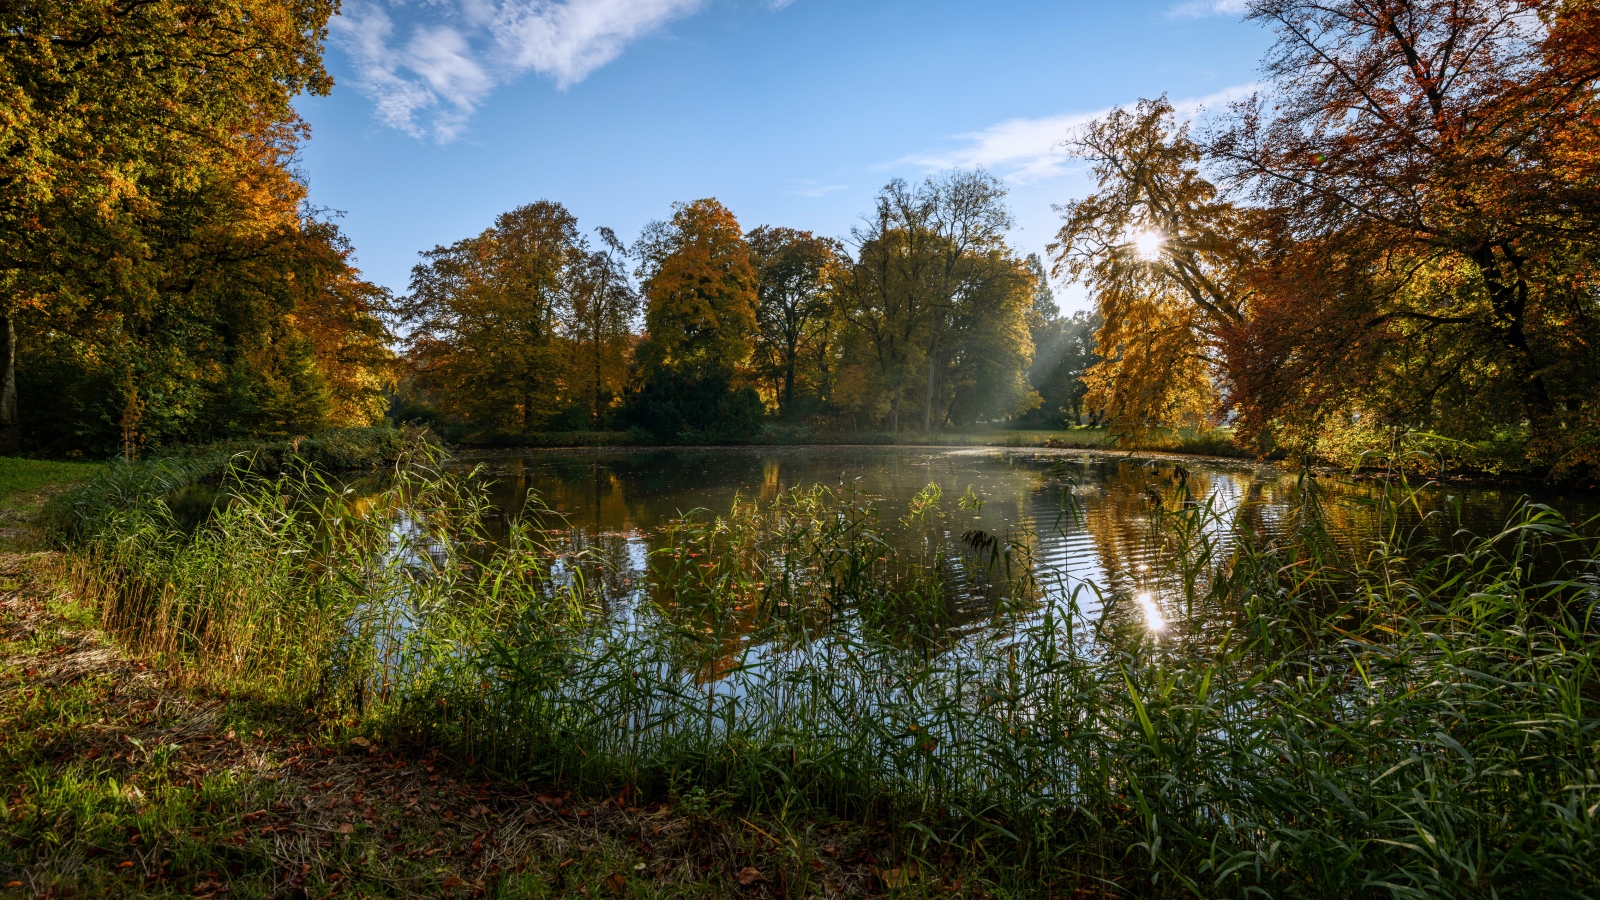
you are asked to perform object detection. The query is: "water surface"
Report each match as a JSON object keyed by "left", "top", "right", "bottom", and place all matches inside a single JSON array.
[{"left": 452, "top": 447, "right": 1598, "bottom": 633}]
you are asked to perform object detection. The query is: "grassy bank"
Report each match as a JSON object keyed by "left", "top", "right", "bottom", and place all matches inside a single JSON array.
[
  {"left": 0, "top": 575, "right": 890, "bottom": 898},
  {"left": 16, "top": 450, "right": 1600, "bottom": 897},
  {"left": 40, "top": 426, "right": 415, "bottom": 544}
]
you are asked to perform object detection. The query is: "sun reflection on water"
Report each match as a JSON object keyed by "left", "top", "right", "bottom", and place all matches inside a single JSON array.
[{"left": 1135, "top": 591, "right": 1166, "bottom": 633}]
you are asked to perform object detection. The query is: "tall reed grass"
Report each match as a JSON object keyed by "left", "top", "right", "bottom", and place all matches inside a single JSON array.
[{"left": 53, "top": 448, "right": 1599, "bottom": 897}]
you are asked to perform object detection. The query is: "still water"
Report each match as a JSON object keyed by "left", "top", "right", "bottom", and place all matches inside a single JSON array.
[{"left": 451, "top": 447, "right": 1599, "bottom": 629}]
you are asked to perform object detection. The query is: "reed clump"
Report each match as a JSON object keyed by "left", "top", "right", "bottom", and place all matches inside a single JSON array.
[{"left": 54, "top": 449, "right": 1600, "bottom": 898}]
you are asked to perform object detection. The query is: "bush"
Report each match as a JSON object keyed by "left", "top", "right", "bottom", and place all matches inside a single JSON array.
[{"left": 622, "top": 370, "right": 764, "bottom": 444}]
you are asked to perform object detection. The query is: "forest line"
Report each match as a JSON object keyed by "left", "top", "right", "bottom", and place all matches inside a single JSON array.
[
  {"left": 3, "top": 0, "right": 1598, "bottom": 476},
  {"left": 389, "top": 179, "right": 1097, "bottom": 444}
]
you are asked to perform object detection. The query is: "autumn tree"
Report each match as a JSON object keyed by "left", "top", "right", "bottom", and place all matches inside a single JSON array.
[
  {"left": 1052, "top": 98, "right": 1254, "bottom": 443},
  {"left": 747, "top": 226, "right": 842, "bottom": 418},
  {"left": 12, "top": 127, "right": 392, "bottom": 453},
  {"left": 627, "top": 199, "right": 763, "bottom": 441},
  {"left": 1213, "top": 0, "right": 1600, "bottom": 464},
  {"left": 399, "top": 201, "right": 587, "bottom": 433},
  {"left": 0, "top": 0, "right": 340, "bottom": 450}
]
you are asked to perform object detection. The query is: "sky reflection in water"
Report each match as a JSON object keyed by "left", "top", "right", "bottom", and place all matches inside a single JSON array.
[{"left": 447, "top": 447, "right": 1599, "bottom": 643}]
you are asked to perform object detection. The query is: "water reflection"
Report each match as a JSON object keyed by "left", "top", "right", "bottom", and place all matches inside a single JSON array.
[{"left": 448, "top": 447, "right": 1598, "bottom": 643}]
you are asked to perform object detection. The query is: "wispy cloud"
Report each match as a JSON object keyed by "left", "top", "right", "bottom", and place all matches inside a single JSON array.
[
  {"left": 786, "top": 180, "right": 849, "bottom": 198},
  {"left": 332, "top": 0, "right": 763, "bottom": 141},
  {"left": 903, "top": 84, "right": 1258, "bottom": 184},
  {"left": 1168, "top": 0, "right": 1251, "bottom": 20}
]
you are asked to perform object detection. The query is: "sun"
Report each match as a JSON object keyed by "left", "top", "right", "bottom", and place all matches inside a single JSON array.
[{"left": 1132, "top": 230, "right": 1165, "bottom": 261}]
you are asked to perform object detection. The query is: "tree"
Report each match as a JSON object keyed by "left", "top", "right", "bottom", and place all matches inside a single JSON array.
[
  {"left": 565, "top": 228, "right": 639, "bottom": 429},
  {"left": 1, "top": 0, "right": 338, "bottom": 448},
  {"left": 1051, "top": 98, "right": 1254, "bottom": 443},
  {"left": 747, "top": 226, "right": 842, "bottom": 418},
  {"left": 12, "top": 128, "right": 392, "bottom": 454},
  {"left": 634, "top": 200, "right": 759, "bottom": 378},
  {"left": 399, "top": 201, "right": 583, "bottom": 432},
  {"left": 936, "top": 251, "right": 1038, "bottom": 427},
  {"left": 1212, "top": 0, "right": 1600, "bottom": 463},
  {"left": 837, "top": 173, "right": 1023, "bottom": 432},
  {"left": 1021, "top": 256, "right": 1100, "bottom": 427},
  {"left": 628, "top": 199, "right": 763, "bottom": 441},
  {"left": 915, "top": 172, "right": 1016, "bottom": 432}
]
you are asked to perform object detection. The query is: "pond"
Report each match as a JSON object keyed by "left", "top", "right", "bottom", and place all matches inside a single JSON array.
[{"left": 450, "top": 446, "right": 1600, "bottom": 636}]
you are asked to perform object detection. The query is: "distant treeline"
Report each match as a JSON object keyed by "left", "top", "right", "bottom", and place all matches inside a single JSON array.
[{"left": 389, "top": 184, "right": 1100, "bottom": 444}]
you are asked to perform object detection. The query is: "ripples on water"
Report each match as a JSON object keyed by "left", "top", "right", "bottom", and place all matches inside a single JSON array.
[{"left": 441, "top": 447, "right": 1599, "bottom": 644}]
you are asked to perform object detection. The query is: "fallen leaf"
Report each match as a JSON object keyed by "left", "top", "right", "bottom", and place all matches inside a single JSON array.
[
  {"left": 873, "top": 865, "right": 916, "bottom": 889},
  {"left": 349, "top": 736, "right": 372, "bottom": 749},
  {"left": 605, "top": 873, "right": 626, "bottom": 893},
  {"left": 737, "top": 866, "right": 764, "bottom": 886},
  {"left": 338, "top": 823, "right": 353, "bottom": 834},
  {"left": 117, "top": 861, "right": 134, "bottom": 869},
  {"left": 442, "top": 875, "right": 464, "bottom": 889}
]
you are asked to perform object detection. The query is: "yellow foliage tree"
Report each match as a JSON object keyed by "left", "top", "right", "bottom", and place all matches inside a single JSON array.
[{"left": 635, "top": 199, "right": 758, "bottom": 379}]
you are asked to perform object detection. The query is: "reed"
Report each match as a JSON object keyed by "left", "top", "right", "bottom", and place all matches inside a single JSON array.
[{"left": 54, "top": 449, "right": 1600, "bottom": 897}]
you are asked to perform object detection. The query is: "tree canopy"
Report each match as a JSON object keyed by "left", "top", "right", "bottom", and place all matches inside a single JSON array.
[{"left": 1, "top": 0, "right": 391, "bottom": 455}]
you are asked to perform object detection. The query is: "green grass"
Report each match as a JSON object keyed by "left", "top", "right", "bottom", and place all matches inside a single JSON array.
[
  {"left": 0, "top": 570, "right": 897, "bottom": 898},
  {"left": 0, "top": 457, "right": 101, "bottom": 507},
  {"left": 0, "top": 457, "right": 104, "bottom": 551},
  {"left": 38, "top": 449, "right": 1600, "bottom": 897}
]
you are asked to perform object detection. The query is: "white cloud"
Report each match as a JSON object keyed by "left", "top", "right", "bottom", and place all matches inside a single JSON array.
[
  {"left": 786, "top": 180, "right": 848, "bottom": 198},
  {"left": 331, "top": 0, "right": 742, "bottom": 141},
  {"left": 1168, "top": 0, "right": 1250, "bottom": 20},
  {"left": 903, "top": 84, "right": 1259, "bottom": 184},
  {"left": 493, "top": 0, "right": 707, "bottom": 88}
]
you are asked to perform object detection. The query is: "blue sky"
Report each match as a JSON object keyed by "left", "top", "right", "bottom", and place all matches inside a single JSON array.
[{"left": 297, "top": 0, "right": 1271, "bottom": 313}]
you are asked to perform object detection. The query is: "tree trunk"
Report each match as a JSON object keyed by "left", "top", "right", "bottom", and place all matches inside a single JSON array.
[
  {"left": 783, "top": 358, "right": 796, "bottom": 419},
  {"left": 922, "top": 331, "right": 940, "bottom": 432},
  {"left": 593, "top": 273, "right": 607, "bottom": 431},
  {"left": 1472, "top": 245, "right": 1553, "bottom": 424},
  {"left": 0, "top": 314, "right": 16, "bottom": 453},
  {"left": 890, "top": 395, "right": 900, "bottom": 433}
]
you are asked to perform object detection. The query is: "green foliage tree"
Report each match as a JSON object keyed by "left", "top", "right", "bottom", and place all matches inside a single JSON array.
[
  {"left": 565, "top": 228, "right": 640, "bottom": 429},
  {"left": 835, "top": 173, "right": 1032, "bottom": 432},
  {"left": 747, "top": 226, "right": 843, "bottom": 418},
  {"left": 1020, "top": 256, "right": 1100, "bottom": 427}
]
